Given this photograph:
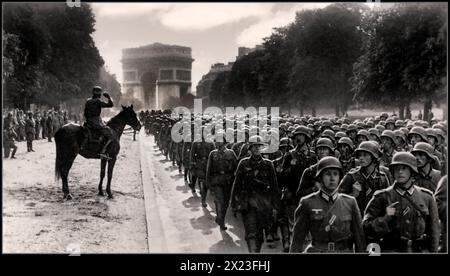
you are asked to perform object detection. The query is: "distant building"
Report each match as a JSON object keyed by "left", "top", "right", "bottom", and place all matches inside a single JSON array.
[
  {"left": 196, "top": 62, "right": 233, "bottom": 104},
  {"left": 121, "top": 43, "right": 194, "bottom": 110},
  {"left": 196, "top": 45, "right": 264, "bottom": 105}
]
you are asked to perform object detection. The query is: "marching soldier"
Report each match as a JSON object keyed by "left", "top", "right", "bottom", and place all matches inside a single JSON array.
[
  {"left": 281, "top": 126, "right": 317, "bottom": 236},
  {"left": 205, "top": 131, "right": 238, "bottom": 230},
  {"left": 339, "top": 141, "right": 391, "bottom": 215},
  {"left": 380, "top": 130, "right": 398, "bottom": 167},
  {"left": 290, "top": 157, "right": 366, "bottom": 253},
  {"left": 363, "top": 152, "right": 440, "bottom": 252},
  {"left": 272, "top": 137, "right": 294, "bottom": 252},
  {"left": 34, "top": 112, "right": 40, "bottom": 140},
  {"left": 25, "top": 111, "right": 36, "bottom": 152},
  {"left": 296, "top": 137, "right": 334, "bottom": 202},
  {"left": 434, "top": 175, "right": 447, "bottom": 252},
  {"left": 190, "top": 132, "right": 216, "bottom": 206},
  {"left": 230, "top": 135, "right": 280, "bottom": 253},
  {"left": 411, "top": 142, "right": 441, "bottom": 192},
  {"left": 336, "top": 137, "right": 356, "bottom": 175}
]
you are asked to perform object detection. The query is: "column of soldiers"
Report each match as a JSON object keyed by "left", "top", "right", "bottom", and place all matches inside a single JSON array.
[
  {"left": 3, "top": 108, "right": 71, "bottom": 158},
  {"left": 140, "top": 110, "right": 447, "bottom": 253}
]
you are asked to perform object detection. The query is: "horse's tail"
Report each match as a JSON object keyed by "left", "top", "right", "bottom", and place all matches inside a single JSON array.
[{"left": 55, "top": 129, "right": 63, "bottom": 181}]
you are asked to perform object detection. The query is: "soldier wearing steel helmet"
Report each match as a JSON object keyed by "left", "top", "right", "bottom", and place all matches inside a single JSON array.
[
  {"left": 380, "top": 130, "right": 398, "bottom": 167},
  {"left": 411, "top": 142, "right": 442, "bottom": 192},
  {"left": 337, "top": 137, "right": 356, "bottom": 175},
  {"left": 408, "top": 126, "right": 428, "bottom": 148},
  {"left": 434, "top": 175, "right": 447, "bottom": 252},
  {"left": 205, "top": 130, "right": 238, "bottom": 230},
  {"left": 339, "top": 141, "right": 391, "bottom": 215},
  {"left": 281, "top": 126, "right": 317, "bottom": 232},
  {"left": 363, "top": 152, "right": 440, "bottom": 253},
  {"left": 190, "top": 129, "right": 216, "bottom": 206},
  {"left": 272, "top": 137, "right": 294, "bottom": 251},
  {"left": 230, "top": 135, "right": 280, "bottom": 253},
  {"left": 296, "top": 137, "right": 335, "bottom": 202},
  {"left": 290, "top": 156, "right": 365, "bottom": 253}
]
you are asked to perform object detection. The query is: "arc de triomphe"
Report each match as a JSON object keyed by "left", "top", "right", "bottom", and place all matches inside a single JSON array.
[{"left": 121, "top": 43, "right": 194, "bottom": 110}]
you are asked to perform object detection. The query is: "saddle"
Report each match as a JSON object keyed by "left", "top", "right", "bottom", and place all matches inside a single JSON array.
[{"left": 80, "top": 123, "right": 112, "bottom": 159}]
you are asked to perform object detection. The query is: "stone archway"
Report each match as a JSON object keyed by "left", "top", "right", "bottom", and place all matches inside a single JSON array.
[{"left": 140, "top": 72, "right": 158, "bottom": 109}]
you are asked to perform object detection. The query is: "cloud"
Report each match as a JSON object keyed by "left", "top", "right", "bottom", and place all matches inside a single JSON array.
[
  {"left": 92, "top": 3, "right": 172, "bottom": 18},
  {"left": 236, "top": 3, "right": 331, "bottom": 47},
  {"left": 93, "top": 3, "right": 275, "bottom": 31},
  {"left": 158, "top": 3, "right": 274, "bottom": 31}
]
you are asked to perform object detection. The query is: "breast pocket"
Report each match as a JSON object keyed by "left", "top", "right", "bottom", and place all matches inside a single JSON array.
[{"left": 415, "top": 205, "right": 429, "bottom": 235}]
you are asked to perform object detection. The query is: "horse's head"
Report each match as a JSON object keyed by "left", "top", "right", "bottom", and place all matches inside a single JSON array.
[{"left": 121, "top": 105, "right": 141, "bottom": 131}]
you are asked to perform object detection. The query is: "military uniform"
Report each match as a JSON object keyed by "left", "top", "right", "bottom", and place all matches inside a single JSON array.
[
  {"left": 434, "top": 176, "right": 447, "bottom": 252},
  {"left": 339, "top": 167, "right": 391, "bottom": 215},
  {"left": 206, "top": 147, "right": 238, "bottom": 229},
  {"left": 34, "top": 114, "right": 40, "bottom": 140},
  {"left": 290, "top": 191, "right": 365, "bottom": 253},
  {"left": 182, "top": 141, "right": 193, "bottom": 184},
  {"left": 380, "top": 149, "right": 397, "bottom": 167},
  {"left": 3, "top": 126, "right": 18, "bottom": 158},
  {"left": 230, "top": 154, "right": 280, "bottom": 252},
  {"left": 25, "top": 115, "right": 36, "bottom": 152},
  {"left": 190, "top": 140, "right": 216, "bottom": 205},
  {"left": 363, "top": 184, "right": 440, "bottom": 252},
  {"left": 46, "top": 113, "right": 53, "bottom": 142},
  {"left": 414, "top": 167, "right": 441, "bottom": 193},
  {"left": 40, "top": 114, "right": 47, "bottom": 139}
]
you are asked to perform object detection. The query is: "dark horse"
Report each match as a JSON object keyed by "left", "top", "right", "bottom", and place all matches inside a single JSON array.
[{"left": 55, "top": 105, "right": 141, "bottom": 200}]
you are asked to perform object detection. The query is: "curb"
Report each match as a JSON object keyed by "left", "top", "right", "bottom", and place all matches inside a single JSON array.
[{"left": 139, "top": 132, "right": 169, "bottom": 253}]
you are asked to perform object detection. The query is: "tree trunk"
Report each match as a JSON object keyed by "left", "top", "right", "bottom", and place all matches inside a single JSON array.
[
  {"left": 335, "top": 103, "right": 340, "bottom": 117},
  {"left": 405, "top": 102, "right": 411, "bottom": 119},
  {"left": 312, "top": 105, "right": 316, "bottom": 117},
  {"left": 299, "top": 103, "right": 304, "bottom": 116},
  {"left": 424, "top": 98, "right": 432, "bottom": 122},
  {"left": 288, "top": 104, "right": 292, "bottom": 116},
  {"left": 398, "top": 102, "right": 405, "bottom": 120}
]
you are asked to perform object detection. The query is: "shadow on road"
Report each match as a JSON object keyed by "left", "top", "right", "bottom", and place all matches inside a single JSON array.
[
  {"left": 189, "top": 208, "right": 216, "bottom": 235},
  {"left": 209, "top": 231, "right": 245, "bottom": 253}
]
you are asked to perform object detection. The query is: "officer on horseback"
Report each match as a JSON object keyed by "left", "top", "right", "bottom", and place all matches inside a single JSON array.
[{"left": 81, "top": 86, "right": 114, "bottom": 159}]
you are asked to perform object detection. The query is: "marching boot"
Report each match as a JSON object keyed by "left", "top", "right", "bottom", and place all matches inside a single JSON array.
[
  {"left": 247, "top": 238, "right": 259, "bottom": 253},
  {"left": 214, "top": 202, "right": 227, "bottom": 230},
  {"left": 200, "top": 182, "right": 207, "bottom": 207}
]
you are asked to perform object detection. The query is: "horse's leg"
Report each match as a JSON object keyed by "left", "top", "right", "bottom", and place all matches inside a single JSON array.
[
  {"left": 98, "top": 158, "right": 107, "bottom": 196},
  {"left": 62, "top": 154, "right": 77, "bottom": 200},
  {"left": 106, "top": 157, "right": 117, "bottom": 199}
]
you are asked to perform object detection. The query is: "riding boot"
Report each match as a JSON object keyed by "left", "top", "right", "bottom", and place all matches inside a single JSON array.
[
  {"left": 214, "top": 202, "right": 227, "bottom": 230},
  {"left": 11, "top": 147, "right": 17, "bottom": 159},
  {"left": 200, "top": 180, "right": 207, "bottom": 207},
  {"left": 99, "top": 139, "right": 112, "bottom": 160}
]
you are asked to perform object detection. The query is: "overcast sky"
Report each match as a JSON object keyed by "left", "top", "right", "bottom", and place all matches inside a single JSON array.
[{"left": 92, "top": 2, "right": 378, "bottom": 93}]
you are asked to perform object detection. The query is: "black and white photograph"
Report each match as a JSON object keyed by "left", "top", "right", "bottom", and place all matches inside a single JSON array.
[{"left": 2, "top": 1, "right": 448, "bottom": 258}]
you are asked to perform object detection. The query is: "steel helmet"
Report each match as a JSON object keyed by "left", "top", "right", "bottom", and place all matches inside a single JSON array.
[
  {"left": 335, "top": 131, "right": 347, "bottom": 140},
  {"left": 356, "top": 122, "right": 365, "bottom": 129},
  {"left": 411, "top": 142, "right": 438, "bottom": 161},
  {"left": 321, "top": 129, "right": 336, "bottom": 141},
  {"left": 426, "top": 128, "right": 439, "bottom": 141},
  {"left": 321, "top": 120, "right": 333, "bottom": 130},
  {"left": 368, "top": 128, "right": 381, "bottom": 139},
  {"left": 292, "top": 125, "right": 312, "bottom": 140},
  {"left": 385, "top": 118, "right": 395, "bottom": 125},
  {"left": 408, "top": 127, "right": 428, "bottom": 142},
  {"left": 389, "top": 152, "right": 418, "bottom": 174},
  {"left": 365, "top": 121, "right": 375, "bottom": 128},
  {"left": 346, "top": 124, "right": 358, "bottom": 133},
  {"left": 399, "top": 127, "right": 409, "bottom": 136},
  {"left": 434, "top": 129, "right": 445, "bottom": 140},
  {"left": 393, "top": 130, "right": 407, "bottom": 143},
  {"left": 375, "top": 124, "right": 386, "bottom": 132},
  {"left": 337, "top": 137, "right": 354, "bottom": 149},
  {"left": 332, "top": 125, "right": 341, "bottom": 132},
  {"left": 315, "top": 156, "right": 343, "bottom": 178},
  {"left": 315, "top": 138, "right": 335, "bottom": 153},
  {"left": 380, "top": 113, "right": 389, "bottom": 119},
  {"left": 249, "top": 135, "right": 266, "bottom": 146},
  {"left": 381, "top": 130, "right": 396, "bottom": 143},
  {"left": 356, "top": 129, "right": 370, "bottom": 140},
  {"left": 355, "top": 141, "right": 381, "bottom": 160},
  {"left": 341, "top": 123, "right": 349, "bottom": 131},
  {"left": 279, "top": 137, "right": 294, "bottom": 149},
  {"left": 395, "top": 120, "right": 405, "bottom": 128}
]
